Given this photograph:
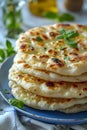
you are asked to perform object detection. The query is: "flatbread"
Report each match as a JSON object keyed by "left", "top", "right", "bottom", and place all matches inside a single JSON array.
[
  {"left": 61, "top": 103, "right": 87, "bottom": 113},
  {"left": 14, "top": 62, "right": 87, "bottom": 82},
  {"left": 9, "top": 80, "right": 87, "bottom": 112},
  {"left": 15, "top": 24, "right": 87, "bottom": 76},
  {"left": 9, "top": 65, "right": 87, "bottom": 98}
]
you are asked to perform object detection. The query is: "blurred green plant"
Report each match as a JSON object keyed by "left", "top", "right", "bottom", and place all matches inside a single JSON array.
[
  {"left": 43, "top": 12, "right": 75, "bottom": 22},
  {"left": 2, "top": 0, "right": 23, "bottom": 38},
  {"left": 0, "top": 40, "right": 15, "bottom": 62}
]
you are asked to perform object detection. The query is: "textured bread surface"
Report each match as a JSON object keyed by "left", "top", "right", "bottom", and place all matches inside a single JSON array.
[
  {"left": 9, "top": 65, "right": 87, "bottom": 98},
  {"left": 14, "top": 62, "right": 87, "bottom": 82},
  {"left": 8, "top": 23, "right": 87, "bottom": 113},
  {"left": 9, "top": 80, "right": 87, "bottom": 112},
  {"left": 15, "top": 24, "right": 87, "bottom": 76}
]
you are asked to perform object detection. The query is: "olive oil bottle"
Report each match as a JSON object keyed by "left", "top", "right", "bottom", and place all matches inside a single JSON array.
[{"left": 28, "top": 0, "right": 58, "bottom": 17}]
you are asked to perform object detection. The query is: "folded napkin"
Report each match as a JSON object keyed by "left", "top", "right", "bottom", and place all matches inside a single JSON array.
[{"left": 0, "top": 94, "right": 87, "bottom": 130}]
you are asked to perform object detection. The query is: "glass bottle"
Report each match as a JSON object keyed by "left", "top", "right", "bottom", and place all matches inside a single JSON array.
[
  {"left": 64, "top": 0, "right": 83, "bottom": 12},
  {"left": 2, "top": 0, "right": 24, "bottom": 38},
  {"left": 28, "top": 0, "right": 58, "bottom": 17}
]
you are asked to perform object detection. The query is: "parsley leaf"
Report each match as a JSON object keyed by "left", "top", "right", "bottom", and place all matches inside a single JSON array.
[
  {"left": 58, "top": 13, "right": 74, "bottom": 22},
  {"left": 65, "top": 40, "right": 77, "bottom": 48},
  {"left": 43, "top": 12, "right": 75, "bottom": 22},
  {"left": 6, "top": 40, "right": 12, "bottom": 49},
  {"left": 66, "top": 30, "right": 79, "bottom": 39},
  {"left": 0, "top": 40, "right": 15, "bottom": 63},
  {"left": 43, "top": 12, "right": 58, "bottom": 19},
  {"left": 56, "top": 35, "right": 64, "bottom": 40},
  {"left": 56, "top": 29, "right": 79, "bottom": 48},
  {"left": 36, "top": 36, "right": 43, "bottom": 41},
  {"left": 9, "top": 98, "right": 24, "bottom": 109},
  {"left": 0, "top": 49, "right": 5, "bottom": 62},
  {"left": 6, "top": 40, "right": 15, "bottom": 56},
  {"left": 59, "top": 28, "right": 66, "bottom": 34}
]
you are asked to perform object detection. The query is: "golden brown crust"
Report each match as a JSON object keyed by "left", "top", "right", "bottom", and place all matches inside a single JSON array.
[
  {"left": 15, "top": 24, "right": 87, "bottom": 76},
  {"left": 9, "top": 65, "right": 87, "bottom": 98}
]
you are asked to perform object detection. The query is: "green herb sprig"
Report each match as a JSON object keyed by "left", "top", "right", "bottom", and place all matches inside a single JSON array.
[
  {"left": 43, "top": 12, "right": 75, "bottom": 22},
  {"left": 0, "top": 40, "right": 15, "bottom": 62},
  {"left": 65, "top": 40, "right": 78, "bottom": 48},
  {"left": 36, "top": 36, "right": 43, "bottom": 41},
  {"left": 9, "top": 98, "right": 24, "bottom": 109},
  {"left": 56, "top": 29, "right": 79, "bottom": 48}
]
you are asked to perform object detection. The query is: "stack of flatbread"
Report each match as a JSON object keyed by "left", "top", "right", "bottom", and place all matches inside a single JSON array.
[{"left": 8, "top": 23, "right": 87, "bottom": 113}]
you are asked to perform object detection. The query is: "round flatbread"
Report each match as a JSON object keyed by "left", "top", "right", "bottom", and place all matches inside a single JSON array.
[
  {"left": 14, "top": 62, "right": 87, "bottom": 82},
  {"left": 9, "top": 80, "right": 87, "bottom": 112},
  {"left": 15, "top": 24, "right": 87, "bottom": 76},
  {"left": 61, "top": 103, "right": 87, "bottom": 113},
  {"left": 9, "top": 65, "right": 87, "bottom": 98}
]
